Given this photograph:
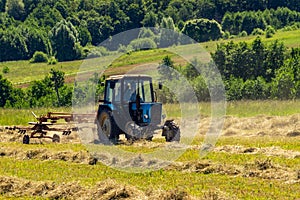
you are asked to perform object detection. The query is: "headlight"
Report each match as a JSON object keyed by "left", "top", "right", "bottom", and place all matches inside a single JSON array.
[{"left": 144, "top": 114, "right": 149, "bottom": 119}]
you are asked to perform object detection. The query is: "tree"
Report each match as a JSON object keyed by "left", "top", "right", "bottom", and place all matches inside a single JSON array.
[
  {"left": 50, "top": 69, "right": 65, "bottom": 106},
  {"left": 141, "top": 11, "right": 158, "bottom": 27},
  {"left": 159, "top": 16, "right": 179, "bottom": 47},
  {"left": 0, "top": 27, "right": 28, "bottom": 61},
  {"left": 49, "top": 19, "right": 81, "bottom": 61},
  {"left": 0, "top": 74, "right": 13, "bottom": 107},
  {"left": 158, "top": 55, "right": 177, "bottom": 80},
  {"left": 5, "top": 0, "right": 25, "bottom": 21},
  {"left": 182, "top": 18, "right": 223, "bottom": 42}
]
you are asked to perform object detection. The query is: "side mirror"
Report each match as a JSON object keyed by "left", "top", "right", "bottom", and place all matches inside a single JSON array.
[
  {"left": 100, "top": 82, "right": 105, "bottom": 87},
  {"left": 158, "top": 82, "right": 163, "bottom": 90}
]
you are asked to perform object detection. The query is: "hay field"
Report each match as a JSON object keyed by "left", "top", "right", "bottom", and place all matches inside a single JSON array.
[{"left": 0, "top": 106, "right": 299, "bottom": 199}]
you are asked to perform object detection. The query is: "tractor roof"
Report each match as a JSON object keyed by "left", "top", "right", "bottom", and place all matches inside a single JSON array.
[{"left": 107, "top": 74, "right": 151, "bottom": 80}]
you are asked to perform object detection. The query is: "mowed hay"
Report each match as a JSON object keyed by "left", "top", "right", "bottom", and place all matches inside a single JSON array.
[
  {"left": 220, "top": 114, "right": 300, "bottom": 137},
  {"left": 0, "top": 176, "right": 197, "bottom": 200}
]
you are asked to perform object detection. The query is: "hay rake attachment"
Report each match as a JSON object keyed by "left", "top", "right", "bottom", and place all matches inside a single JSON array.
[{"left": 5, "top": 111, "right": 95, "bottom": 144}]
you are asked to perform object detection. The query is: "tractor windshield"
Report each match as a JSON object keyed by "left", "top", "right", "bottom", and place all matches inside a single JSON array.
[{"left": 123, "top": 78, "right": 153, "bottom": 103}]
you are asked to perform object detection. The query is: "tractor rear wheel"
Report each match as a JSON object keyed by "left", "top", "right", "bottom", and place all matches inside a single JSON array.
[{"left": 97, "top": 109, "right": 119, "bottom": 143}]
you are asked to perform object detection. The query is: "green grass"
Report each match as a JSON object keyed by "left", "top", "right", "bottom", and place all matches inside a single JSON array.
[
  {"left": 0, "top": 107, "right": 71, "bottom": 125},
  {"left": 0, "top": 100, "right": 299, "bottom": 125}
]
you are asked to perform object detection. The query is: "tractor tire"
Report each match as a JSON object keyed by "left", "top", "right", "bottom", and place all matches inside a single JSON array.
[
  {"left": 52, "top": 134, "right": 60, "bottom": 143},
  {"left": 23, "top": 135, "right": 30, "bottom": 144},
  {"left": 162, "top": 120, "right": 180, "bottom": 142},
  {"left": 97, "top": 109, "right": 120, "bottom": 144}
]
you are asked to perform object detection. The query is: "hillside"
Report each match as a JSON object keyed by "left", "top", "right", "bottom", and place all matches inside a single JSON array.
[{"left": 0, "top": 29, "right": 299, "bottom": 87}]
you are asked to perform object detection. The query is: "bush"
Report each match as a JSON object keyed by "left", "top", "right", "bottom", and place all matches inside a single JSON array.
[
  {"left": 266, "top": 25, "right": 276, "bottom": 38},
  {"left": 251, "top": 28, "right": 265, "bottom": 36},
  {"left": 30, "top": 51, "right": 48, "bottom": 63},
  {"left": 129, "top": 38, "right": 157, "bottom": 50},
  {"left": 239, "top": 31, "right": 248, "bottom": 37},
  {"left": 2, "top": 66, "right": 9, "bottom": 74},
  {"left": 48, "top": 56, "right": 58, "bottom": 65},
  {"left": 88, "top": 46, "right": 110, "bottom": 58}
]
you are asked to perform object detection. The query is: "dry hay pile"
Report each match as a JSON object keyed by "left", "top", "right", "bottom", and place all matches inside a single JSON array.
[
  {"left": 0, "top": 176, "right": 207, "bottom": 200},
  {"left": 0, "top": 146, "right": 99, "bottom": 165},
  {"left": 167, "top": 159, "right": 300, "bottom": 183},
  {"left": 220, "top": 114, "right": 300, "bottom": 137},
  {"left": 213, "top": 145, "right": 300, "bottom": 159}
]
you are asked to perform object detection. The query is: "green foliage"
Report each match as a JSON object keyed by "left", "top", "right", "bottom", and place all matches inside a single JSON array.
[
  {"left": 222, "top": 7, "right": 300, "bottom": 35},
  {"left": 265, "top": 25, "right": 276, "bottom": 38},
  {"left": 182, "top": 18, "right": 223, "bottom": 42},
  {"left": 251, "top": 28, "right": 265, "bottom": 36},
  {"left": 158, "top": 55, "right": 177, "bottom": 81},
  {"left": 2, "top": 66, "right": 9, "bottom": 73},
  {"left": 30, "top": 51, "right": 48, "bottom": 63},
  {"left": 0, "top": 26, "right": 28, "bottom": 61},
  {"left": 0, "top": 74, "right": 13, "bottom": 107},
  {"left": 5, "top": 0, "right": 25, "bottom": 20},
  {"left": 212, "top": 37, "right": 285, "bottom": 81},
  {"left": 129, "top": 38, "right": 157, "bottom": 50},
  {"left": 159, "top": 17, "right": 179, "bottom": 47},
  {"left": 49, "top": 19, "right": 82, "bottom": 61},
  {"left": 48, "top": 56, "right": 58, "bottom": 65},
  {"left": 50, "top": 68, "right": 65, "bottom": 106}
]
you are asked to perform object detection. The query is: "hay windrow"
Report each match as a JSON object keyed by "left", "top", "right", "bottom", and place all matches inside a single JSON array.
[{"left": 0, "top": 176, "right": 199, "bottom": 200}]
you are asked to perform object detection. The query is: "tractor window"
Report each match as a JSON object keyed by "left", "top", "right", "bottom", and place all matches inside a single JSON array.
[
  {"left": 141, "top": 80, "right": 152, "bottom": 102},
  {"left": 114, "top": 81, "right": 121, "bottom": 102},
  {"left": 123, "top": 78, "right": 153, "bottom": 102},
  {"left": 105, "top": 82, "right": 113, "bottom": 102}
]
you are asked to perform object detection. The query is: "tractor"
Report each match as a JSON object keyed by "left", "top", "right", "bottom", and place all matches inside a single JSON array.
[{"left": 95, "top": 74, "right": 180, "bottom": 143}]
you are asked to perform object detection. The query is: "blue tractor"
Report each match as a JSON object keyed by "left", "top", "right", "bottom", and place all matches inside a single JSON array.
[{"left": 96, "top": 74, "right": 180, "bottom": 143}]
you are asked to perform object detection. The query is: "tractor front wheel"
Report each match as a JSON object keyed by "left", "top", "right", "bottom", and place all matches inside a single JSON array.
[{"left": 162, "top": 120, "right": 180, "bottom": 142}]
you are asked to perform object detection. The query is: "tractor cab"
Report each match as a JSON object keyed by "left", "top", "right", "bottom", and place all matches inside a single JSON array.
[{"left": 96, "top": 74, "right": 180, "bottom": 143}]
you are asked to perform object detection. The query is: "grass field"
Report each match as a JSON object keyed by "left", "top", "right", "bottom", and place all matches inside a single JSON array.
[
  {"left": 0, "top": 100, "right": 299, "bottom": 199},
  {"left": 0, "top": 29, "right": 299, "bottom": 199}
]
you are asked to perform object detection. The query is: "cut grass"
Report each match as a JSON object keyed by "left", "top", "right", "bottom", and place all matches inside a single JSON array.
[{"left": 0, "top": 152, "right": 299, "bottom": 199}]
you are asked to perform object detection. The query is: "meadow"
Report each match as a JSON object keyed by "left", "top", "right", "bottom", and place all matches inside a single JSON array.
[
  {"left": 0, "top": 29, "right": 300, "bottom": 199},
  {"left": 0, "top": 100, "right": 299, "bottom": 199}
]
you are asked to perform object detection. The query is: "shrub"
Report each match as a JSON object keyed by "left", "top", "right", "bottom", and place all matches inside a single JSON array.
[
  {"left": 251, "top": 28, "right": 265, "bottom": 36},
  {"left": 266, "top": 25, "right": 276, "bottom": 38},
  {"left": 88, "top": 46, "right": 110, "bottom": 58},
  {"left": 48, "top": 56, "right": 58, "bottom": 65},
  {"left": 129, "top": 38, "right": 157, "bottom": 50},
  {"left": 2, "top": 66, "right": 9, "bottom": 74},
  {"left": 239, "top": 31, "right": 248, "bottom": 37},
  {"left": 30, "top": 51, "right": 48, "bottom": 63}
]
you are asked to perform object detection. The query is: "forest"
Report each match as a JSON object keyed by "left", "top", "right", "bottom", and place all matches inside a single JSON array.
[{"left": 0, "top": 0, "right": 300, "bottom": 107}]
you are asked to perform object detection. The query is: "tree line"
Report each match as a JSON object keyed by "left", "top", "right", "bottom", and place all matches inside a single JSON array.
[
  {"left": 1, "top": 0, "right": 300, "bottom": 62},
  {"left": 158, "top": 37, "right": 300, "bottom": 102},
  {"left": 0, "top": 38, "right": 299, "bottom": 109}
]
